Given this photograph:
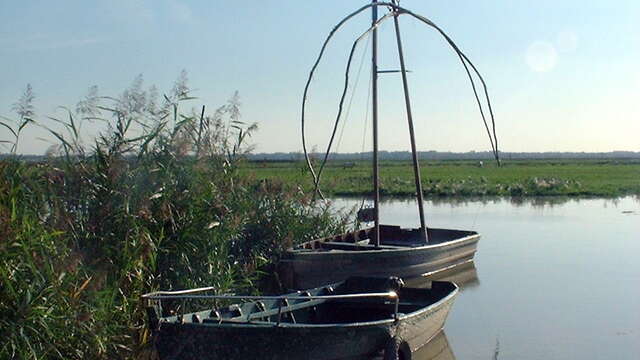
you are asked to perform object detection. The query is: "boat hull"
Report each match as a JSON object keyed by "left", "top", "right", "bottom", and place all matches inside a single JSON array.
[
  {"left": 152, "top": 287, "right": 456, "bottom": 360},
  {"left": 280, "top": 227, "right": 479, "bottom": 289}
]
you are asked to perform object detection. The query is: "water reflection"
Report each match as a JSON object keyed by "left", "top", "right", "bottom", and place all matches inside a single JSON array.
[
  {"left": 404, "top": 261, "right": 479, "bottom": 292},
  {"left": 401, "top": 262, "right": 478, "bottom": 359},
  {"left": 412, "top": 331, "right": 456, "bottom": 360},
  {"left": 336, "top": 195, "right": 640, "bottom": 210},
  {"left": 332, "top": 196, "right": 640, "bottom": 359},
  {"left": 370, "top": 331, "right": 456, "bottom": 360}
]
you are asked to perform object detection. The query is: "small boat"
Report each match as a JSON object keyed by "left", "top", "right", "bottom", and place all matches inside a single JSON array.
[
  {"left": 280, "top": 226, "right": 479, "bottom": 289},
  {"left": 143, "top": 276, "right": 459, "bottom": 360},
  {"left": 281, "top": 1, "right": 498, "bottom": 289}
]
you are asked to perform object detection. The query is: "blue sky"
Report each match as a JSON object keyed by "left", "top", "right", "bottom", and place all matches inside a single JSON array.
[{"left": 1, "top": 0, "right": 639, "bottom": 154}]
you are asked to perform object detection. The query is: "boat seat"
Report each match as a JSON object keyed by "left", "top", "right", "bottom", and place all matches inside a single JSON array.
[
  {"left": 246, "top": 298, "right": 326, "bottom": 321},
  {"left": 381, "top": 240, "right": 425, "bottom": 247},
  {"left": 319, "top": 241, "right": 408, "bottom": 250}
]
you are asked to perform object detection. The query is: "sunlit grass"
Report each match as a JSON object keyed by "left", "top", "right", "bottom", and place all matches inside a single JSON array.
[{"left": 242, "top": 159, "right": 640, "bottom": 197}]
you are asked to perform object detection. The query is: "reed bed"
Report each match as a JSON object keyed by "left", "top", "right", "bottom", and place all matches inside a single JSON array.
[{"left": 0, "top": 80, "right": 347, "bottom": 359}]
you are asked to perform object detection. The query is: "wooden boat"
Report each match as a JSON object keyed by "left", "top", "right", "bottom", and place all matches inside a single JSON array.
[
  {"left": 280, "top": 226, "right": 479, "bottom": 289},
  {"left": 143, "top": 276, "right": 459, "bottom": 360},
  {"left": 282, "top": 1, "right": 498, "bottom": 290}
]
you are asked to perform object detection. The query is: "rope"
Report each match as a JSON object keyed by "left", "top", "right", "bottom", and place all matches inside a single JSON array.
[
  {"left": 301, "top": 2, "right": 501, "bottom": 200},
  {"left": 301, "top": 3, "right": 383, "bottom": 199},
  {"left": 357, "top": 74, "right": 373, "bottom": 218},
  {"left": 361, "top": 73, "right": 372, "bottom": 156},
  {"left": 336, "top": 34, "right": 371, "bottom": 154},
  {"left": 398, "top": 8, "right": 501, "bottom": 164},
  {"left": 312, "top": 12, "right": 395, "bottom": 198}
]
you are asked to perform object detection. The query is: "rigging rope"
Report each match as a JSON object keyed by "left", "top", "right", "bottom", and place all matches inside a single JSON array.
[
  {"left": 302, "top": 2, "right": 501, "bottom": 199},
  {"left": 361, "top": 73, "right": 372, "bottom": 156},
  {"left": 336, "top": 34, "right": 371, "bottom": 154},
  {"left": 358, "top": 65, "right": 374, "bottom": 214},
  {"left": 312, "top": 12, "right": 395, "bottom": 199},
  {"left": 301, "top": 3, "right": 381, "bottom": 199}
]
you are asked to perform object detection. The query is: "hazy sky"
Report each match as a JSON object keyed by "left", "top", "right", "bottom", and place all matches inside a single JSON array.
[{"left": 1, "top": 0, "right": 639, "bottom": 154}]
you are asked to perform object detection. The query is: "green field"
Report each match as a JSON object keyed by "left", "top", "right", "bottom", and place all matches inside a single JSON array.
[{"left": 242, "top": 159, "right": 640, "bottom": 197}]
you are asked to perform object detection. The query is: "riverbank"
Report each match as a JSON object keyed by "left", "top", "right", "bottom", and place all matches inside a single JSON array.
[{"left": 242, "top": 159, "right": 640, "bottom": 197}]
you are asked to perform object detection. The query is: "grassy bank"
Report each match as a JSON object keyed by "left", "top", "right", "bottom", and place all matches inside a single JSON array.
[
  {"left": 0, "top": 82, "right": 347, "bottom": 359},
  {"left": 242, "top": 159, "right": 640, "bottom": 197}
]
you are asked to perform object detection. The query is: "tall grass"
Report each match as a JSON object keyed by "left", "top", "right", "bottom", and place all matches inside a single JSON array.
[{"left": 0, "top": 77, "right": 347, "bottom": 359}]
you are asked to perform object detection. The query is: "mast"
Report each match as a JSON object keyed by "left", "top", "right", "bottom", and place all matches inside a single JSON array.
[
  {"left": 392, "top": 3, "right": 429, "bottom": 242},
  {"left": 371, "top": 0, "right": 381, "bottom": 247}
]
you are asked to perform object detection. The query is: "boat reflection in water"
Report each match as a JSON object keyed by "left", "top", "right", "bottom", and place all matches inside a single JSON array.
[
  {"left": 411, "top": 331, "right": 456, "bottom": 360},
  {"left": 370, "top": 330, "right": 455, "bottom": 360},
  {"left": 405, "top": 261, "right": 479, "bottom": 292}
]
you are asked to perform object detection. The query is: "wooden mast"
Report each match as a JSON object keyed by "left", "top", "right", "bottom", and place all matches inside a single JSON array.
[
  {"left": 371, "top": 0, "right": 381, "bottom": 247},
  {"left": 392, "top": 4, "right": 429, "bottom": 242},
  {"left": 371, "top": 1, "right": 428, "bottom": 244}
]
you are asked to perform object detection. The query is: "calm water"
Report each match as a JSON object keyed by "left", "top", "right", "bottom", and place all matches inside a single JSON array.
[{"left": 332, "top": 196, "right": 640, "bottom": 360}]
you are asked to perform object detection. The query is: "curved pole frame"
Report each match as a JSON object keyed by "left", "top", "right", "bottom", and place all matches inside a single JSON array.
[{"left": 302, "top": 2, "right": 500, "bottom": 205}]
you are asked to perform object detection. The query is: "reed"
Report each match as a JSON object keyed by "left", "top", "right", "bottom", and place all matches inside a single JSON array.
[{"left": 0, "top": 77, "right": 347, "bottom": 359}]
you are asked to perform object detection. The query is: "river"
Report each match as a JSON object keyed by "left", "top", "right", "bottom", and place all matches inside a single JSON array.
[{"left": 331, "top": 196, "right": 640, "bottom": 360}]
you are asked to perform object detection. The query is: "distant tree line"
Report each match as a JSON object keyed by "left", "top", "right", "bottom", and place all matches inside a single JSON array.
[
  {"left": 245, "top": 150, "right": 640, "bottom": 162},
  {"left": 6, "top": 150, "right": 640, "bottom": 162}
]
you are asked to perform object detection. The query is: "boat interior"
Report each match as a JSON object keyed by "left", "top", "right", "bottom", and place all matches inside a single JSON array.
[
  {"left": 292, "top": 225, "right": 478, "bottom": 252},
  {"left": 154, "top": 278, "right": 456, "bottom": 326}
]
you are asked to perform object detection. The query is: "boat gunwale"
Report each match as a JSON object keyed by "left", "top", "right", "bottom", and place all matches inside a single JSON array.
[
  {"left": 285, "top": 232, "right": 479, "bottom": 256},
  {"left": 156, "top": 282, "right": 459, "bottom": 329}
]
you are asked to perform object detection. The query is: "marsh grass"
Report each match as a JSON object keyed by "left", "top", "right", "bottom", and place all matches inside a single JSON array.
[
  {"left": 242, "top": 159, "right": 640, "bottom": 197},
  {"left": 0, "top": 78, "right": 347, "bottom": 359}
]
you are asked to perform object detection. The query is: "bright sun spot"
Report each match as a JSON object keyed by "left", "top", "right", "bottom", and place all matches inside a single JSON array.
[{"left": 526, "top": 41, "right": 558, "bottom": 72}]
